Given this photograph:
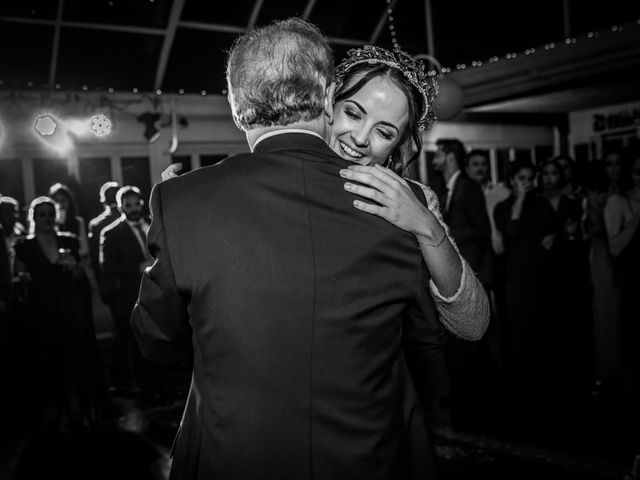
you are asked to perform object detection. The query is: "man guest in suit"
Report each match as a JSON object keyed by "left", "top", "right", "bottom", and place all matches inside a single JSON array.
[
  {"left": 100, "top": 185, "right": 154, "bottom": 396},
  {"left": 432, "top": 138, "right": 494, "bottom": 431},
  {"left": 433, "top": 138, "right": 493, "bottom": 285},
  {"left": 131, "top": 17, "right": 442, "bottom": 480},
  {"left": 88, "top": 181, "right": 120, "bottom": 304}
]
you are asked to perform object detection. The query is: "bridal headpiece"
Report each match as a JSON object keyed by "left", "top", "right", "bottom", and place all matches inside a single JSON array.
[{"left": 335, "top": 45, "right": 439, "bottom": 132}]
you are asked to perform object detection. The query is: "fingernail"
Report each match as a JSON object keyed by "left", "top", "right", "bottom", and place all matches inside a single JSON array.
[
  {"left": 344, "top": 183, "right": 351, "bottom": 190},
  {"left": 339, "top": 169, "right": 351, "bottom": 177},
  {"left": 353, "top": 200, "right": 360, "bottom": 207}
]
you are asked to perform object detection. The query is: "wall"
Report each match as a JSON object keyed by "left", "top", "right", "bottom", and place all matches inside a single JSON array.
[
  {"left": 0, "top": 90, "right": 556, "bottom": 215},
  {"left": 569, "top": 100, "right": 640, "bottom": 160}
]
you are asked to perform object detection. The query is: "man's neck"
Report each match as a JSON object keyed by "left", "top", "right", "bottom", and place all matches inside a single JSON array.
[{"left": 246, "top": 118, "right": 328, "bottom": 151}]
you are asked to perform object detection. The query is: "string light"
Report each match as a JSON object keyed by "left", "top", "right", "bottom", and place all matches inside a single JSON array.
[
  {"left": 1, "top": 17, "right": 636, "bottom": 95},
  {"left": 385, "top": 0, "right": 400, "bottom": 51}
]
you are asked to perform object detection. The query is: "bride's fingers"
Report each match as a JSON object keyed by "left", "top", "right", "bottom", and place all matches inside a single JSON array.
[
  {"left": 340, "top": 168, "right": 394, "bottom": 196},
  {"left": 347, "top": 164, "right": 405, "bottom": 192},
  {"left": 344, "top": 182, "right": 390, "bottom": 206},
  {"left": 373, "top": 164, "right": 409, "bottom": 188},
  {"left": 352, "top": 199, "right": 387, "bottom": 218}
]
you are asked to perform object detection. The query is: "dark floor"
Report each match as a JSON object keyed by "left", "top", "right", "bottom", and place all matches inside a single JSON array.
[
  {"left": 1, "top": 329, "right": 638, "bottom": 480},
  {"left": 1, "top": 380, "right": 636, "bottom": 480}
]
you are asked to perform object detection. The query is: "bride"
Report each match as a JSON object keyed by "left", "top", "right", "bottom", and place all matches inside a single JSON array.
[{"left": 163, "top": 45, "right": 489, "bottom": 339}]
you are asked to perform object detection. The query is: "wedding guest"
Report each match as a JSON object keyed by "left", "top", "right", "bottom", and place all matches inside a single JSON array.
[
  {"left": 100, "top": 186, "right": 156, "bottom": 401},
  {"left": 494, "top": 160, "right": 547, "bottom": 398},
  {"left": 88, "top": 181, "right": 120, "bottom": 303},
  {"left": 537, "top": 158, "right": 591, "bottom": 401},
  {"left": 585, "top": 149, "right": 623, "bottom": 393},
  {"left": 604, "top": 149, "right": 640, "bottom": 453},
  {"left": 14, "top": 197, "right": 104, "bottom": 432},
  {"left": 48, "top": 183, "right": 90, "bottom": 259}
]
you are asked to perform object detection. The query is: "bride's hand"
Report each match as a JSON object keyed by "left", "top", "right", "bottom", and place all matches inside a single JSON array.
[
  {"left": 339, "top": 164, "right": 442, "bottom": 240},
  {"left": 161, "top": 163, "right": 183, "bottom": 181}
]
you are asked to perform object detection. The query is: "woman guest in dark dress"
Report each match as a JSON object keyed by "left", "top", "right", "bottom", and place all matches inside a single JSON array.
[
  {"left": 537, "top": 158, "right": 592, "bottom": 401},
  {"left": 14, "top": 197, "right": 104, "bottom": 433},
  {"left": 48, "top": 183, "right": 90, "bottom": 259},
  {"left": 494, "top": 160, "right": 550, "bottom": 400}
]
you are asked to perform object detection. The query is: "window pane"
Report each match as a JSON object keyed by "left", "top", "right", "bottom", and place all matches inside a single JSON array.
[
  {"left": 171, "top": 155, "right": 192, "bottom": 174},
  {"left": 121, "top": 156, "right": 151, "bottom": 211},
  {"left": 0, "top": 158, "right": 25, "bottom": 207},
  {"left": 33, "top": 157, "right": 72, "bottom": 197},
  {"left": 79, "top": 157, "right": 113, "bottom": 224}
]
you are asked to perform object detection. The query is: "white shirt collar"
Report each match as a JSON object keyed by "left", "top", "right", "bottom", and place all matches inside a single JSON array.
[
  {"left": 446, "top": 169, "right": 462, "bottom": 192},
  {"left": 124, "top": 217, "right": 147, "bottom": 227},
  {"left": 252, "top": 129, "right": 325, "bottom": 150}
]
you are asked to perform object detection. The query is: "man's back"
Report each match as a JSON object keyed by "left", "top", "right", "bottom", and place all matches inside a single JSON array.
[{"left": 132, "top": 134, "right": 432, "bottom": 480}]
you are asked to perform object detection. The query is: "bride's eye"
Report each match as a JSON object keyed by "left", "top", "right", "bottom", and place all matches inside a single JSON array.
[
  {"left": 344, "top": 108, "right": 360, "bottom": 120},
  {"left": 377, "top": 128, "right": 394, "bottom": 140}
]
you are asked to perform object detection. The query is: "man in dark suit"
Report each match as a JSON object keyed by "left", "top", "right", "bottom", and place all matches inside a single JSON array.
[
  {"left": 88, "top": 181, "right": 120, "bottom": 303},
  {"left": 100, "top": 186, "right": 154, "bottom": 395},
  {"left": 433, "top": 138, "right": 493, "bottom": 285},
  {"left": 432, "top": 138, "right": 495, "bottom": 431},
  {"left": 131, "top": 18, "right": 442, "bottom": 480}
]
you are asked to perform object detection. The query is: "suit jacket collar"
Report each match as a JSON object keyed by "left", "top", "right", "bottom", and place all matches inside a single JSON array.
[{"left": 252, "top": 132, "right": 338, "bottom": 159}]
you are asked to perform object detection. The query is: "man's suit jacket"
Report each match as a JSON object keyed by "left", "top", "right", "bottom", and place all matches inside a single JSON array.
[
  {"left": 131, "top": 133, "right": 443, "bottom": 480},
  {"left": 100, "top": 217, "right": 147, "bottom": 319},
  {"left": 89, "top": 208, "right": 120, "bottom": 300},
  {"left": 444, "top": 173, "right": 493, "bottom": 285}
]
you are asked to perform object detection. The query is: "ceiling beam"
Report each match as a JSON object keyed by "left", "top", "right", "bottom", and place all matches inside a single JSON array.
[
  {"left": 178, "top": 20, "right": 245, "bottom": 34},
  {"left": 179, "top": 19, "right": 365, "bottom": 46},
  {"left": 302, "top": 0, "right": 318, "bottom": 20},
  {"left": 0, "top": 14, "right": 367, "bottom": 63},
  {"left": 369, "top": 0, "right": 399, "bottom": 44},
  {"left": 154, "top": 0, "right": 186, "bottom": 91},
  {"left": 329, "top": 37, "right": 366, "bottom": 47},
  {"left": 424, "top": 0, "right": 434, "bottom": 56},
  {"left": 0, "top": 15, "right": 165, "bottom": 35},
  {"left": 247, "top": 0, "right": 265, "bottom": 28},
  {"left": 48, "top": 0, "right": 64, "bottom": 89}
]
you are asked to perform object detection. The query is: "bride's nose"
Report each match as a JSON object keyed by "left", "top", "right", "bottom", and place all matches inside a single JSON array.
[{"left": 350, "top": 127, "right": 369, "bottom": 148}]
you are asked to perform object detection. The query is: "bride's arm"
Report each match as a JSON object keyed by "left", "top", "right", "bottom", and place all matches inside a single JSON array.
[
  {"left": 410, "top": 180, "right": 490, "bottom": 341},
  {"left": 340, "top": 164, "right": 490, "bottom": 341}
]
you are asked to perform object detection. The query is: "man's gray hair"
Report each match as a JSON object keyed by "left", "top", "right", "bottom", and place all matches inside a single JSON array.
[{"left": 226, "top": 17, "right": 334, "bottom": 131}]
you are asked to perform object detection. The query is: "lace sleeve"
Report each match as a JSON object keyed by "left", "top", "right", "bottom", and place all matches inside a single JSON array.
[{"left": 409, "top": 180, "right": 490, "bottom": 341}]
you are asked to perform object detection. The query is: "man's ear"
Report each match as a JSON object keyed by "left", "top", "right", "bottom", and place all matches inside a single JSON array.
[{"left": 324, "top": 81, "right": 336, "bottom": 124}]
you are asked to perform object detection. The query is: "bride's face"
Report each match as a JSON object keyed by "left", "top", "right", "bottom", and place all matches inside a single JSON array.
[{"left": 329, "top": 75, "right": 409, "bottom": 166}]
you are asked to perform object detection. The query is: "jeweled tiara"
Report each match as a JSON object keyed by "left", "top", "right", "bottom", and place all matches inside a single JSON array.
[{"left": 335, "top": 45, "right": 439, "bottom": 132}]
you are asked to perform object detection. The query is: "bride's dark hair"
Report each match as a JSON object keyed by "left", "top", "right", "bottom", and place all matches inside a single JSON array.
[{"left": 334, "top": 63, "right": 423, "bottom": 175}]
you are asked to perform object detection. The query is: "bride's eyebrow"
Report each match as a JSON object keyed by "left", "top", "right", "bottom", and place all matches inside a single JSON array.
[
  {"left": 345, "top": 99, "right": 366, "bottom": 114},
  {"left": 346, "top": 100, "right": 399, "bottom": 133}
]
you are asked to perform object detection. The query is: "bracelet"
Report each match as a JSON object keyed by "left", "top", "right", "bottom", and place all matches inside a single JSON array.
[{"left": 417, "top": 228, "right": 447, "bottom": 248}]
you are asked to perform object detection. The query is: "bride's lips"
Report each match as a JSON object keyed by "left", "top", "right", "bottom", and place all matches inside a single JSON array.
[{"left": 339, "top": 141, "right": 366, "bottom": 161}]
